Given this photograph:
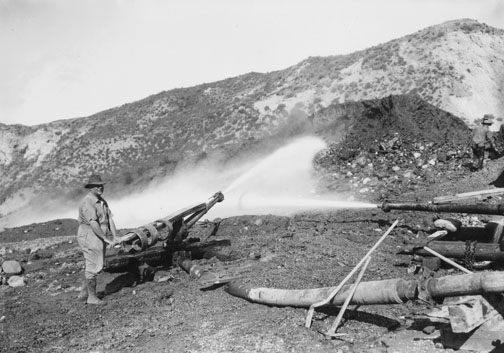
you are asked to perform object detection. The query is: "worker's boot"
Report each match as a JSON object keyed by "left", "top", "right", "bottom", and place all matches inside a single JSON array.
[
  {"left": 77, "top": 279, "right": 88, "bottom": 302},
  {"left": 86, "top": 277, "right": 105, "bottom": 306}
]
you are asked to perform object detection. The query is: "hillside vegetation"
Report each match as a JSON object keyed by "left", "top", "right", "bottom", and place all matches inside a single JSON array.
[{"left": 1, "top": 19, "right": 503, "bottom": 223}]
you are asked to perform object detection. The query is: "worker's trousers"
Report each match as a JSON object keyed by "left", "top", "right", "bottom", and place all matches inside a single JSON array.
[
  {"left": 77, "top": 224, "right": 106, "bottom": 279},
  {"left": 472, "top": 144, "right": 486, "bottom": 170}
]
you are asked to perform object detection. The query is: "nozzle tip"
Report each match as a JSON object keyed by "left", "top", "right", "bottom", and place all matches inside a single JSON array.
[{"left": 381, "top": 202, "right": 391, "bottom": 212}]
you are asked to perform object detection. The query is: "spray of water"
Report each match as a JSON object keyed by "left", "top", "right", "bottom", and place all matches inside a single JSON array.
[
  {"left": 210, "top": 135, "right": 377, "bottom": 218},
  {"left": 224, "top": 136, "right": 326, "bottom": 194},
  {"left": 238, "top": 195, "right": 377, "bottom": 211},
  {"left": 2, "top": 135, "right": 377, "bottom": 228}
]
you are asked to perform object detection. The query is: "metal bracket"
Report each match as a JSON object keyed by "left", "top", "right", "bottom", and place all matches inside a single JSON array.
[{"left": 417, "top": 269, "right": 436, "bottom": 304}]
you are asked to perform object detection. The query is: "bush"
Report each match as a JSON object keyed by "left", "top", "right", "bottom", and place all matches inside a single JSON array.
[{"left": 123, "top": 171, "right": 134, "bottom": 185}]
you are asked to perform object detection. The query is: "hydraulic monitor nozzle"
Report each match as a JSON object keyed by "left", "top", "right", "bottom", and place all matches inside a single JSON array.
[
  {"left": 380, "top": 202, "right": 392, "bottom": 213},
  {"left": 117, "top": 191, "right": 225, "bottom": 252},
  {"left": 211, "top": 191, "right": 224, "bottom": 204}
]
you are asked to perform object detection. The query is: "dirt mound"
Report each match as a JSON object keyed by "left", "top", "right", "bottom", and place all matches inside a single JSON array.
[
  {"left": 313, "top": 94, "right": 475, "bottom": 200},
  {"left": 342, "top": 94, "right": 469, "bottom": 147}
]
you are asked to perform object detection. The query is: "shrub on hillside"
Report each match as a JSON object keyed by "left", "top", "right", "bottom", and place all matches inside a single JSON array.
[{"left": 123, "top": 171, "right": 134, "bottom": 185}]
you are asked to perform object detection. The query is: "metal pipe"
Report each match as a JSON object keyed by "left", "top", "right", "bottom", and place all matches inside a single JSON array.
[
  {"left": 227, "top": 279, "right": 417, "bottom": 307},
  {"left": 226, "top": 272, "right": 504, "bottom": 308},
  {"left": 380, "top": 202, "right": 504, "bottom": 215},
  {"left": 399, "top": 241, "right": 504, "bottom": 261}
]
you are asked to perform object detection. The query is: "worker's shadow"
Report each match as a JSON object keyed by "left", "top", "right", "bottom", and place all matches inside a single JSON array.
[
  {"left": 317, "top": 306, "right": 401, "bottom": 331},
  {"left": 489, "top": 169, "right": 504, "bottom": 187},
  {"left": 490, "top": 340, "right": 504, "bottom": 352},
  {"left": 100, "top": 272, "right": 148, "bottom": 296},
  {"left": 440, "top": 332, "right": 504, "bottom": 352}
]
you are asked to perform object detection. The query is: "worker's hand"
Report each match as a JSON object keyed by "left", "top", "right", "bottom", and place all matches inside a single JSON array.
[
  {"left": 105, "top": 239, "right": 115, "bottom": 249},
  {"left": 112, "top": 236, "right": 122, "bottom": 249}
]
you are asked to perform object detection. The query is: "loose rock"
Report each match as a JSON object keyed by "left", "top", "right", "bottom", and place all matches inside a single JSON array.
[
  {"left": 2, "top": 260, "right": 23, "bottom": 275},
  {"left": 8, "top": 275, "right": 25, "bottom": 287}
]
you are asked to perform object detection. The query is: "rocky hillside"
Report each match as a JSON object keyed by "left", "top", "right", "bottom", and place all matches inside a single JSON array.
[
  {"left": 264, "top": 19, "right": 504, "bottom": 127},
  {"left": 1, "top": 19, "right": 503, "bottom": 222}
]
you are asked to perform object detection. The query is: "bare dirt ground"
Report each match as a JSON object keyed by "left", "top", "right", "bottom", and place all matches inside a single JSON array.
[
  {"left": 2, "top": 100, "right": 504, "bottom": 353},
  {"left": 2, "top": 158, "right": 504, "bottom": 353}
]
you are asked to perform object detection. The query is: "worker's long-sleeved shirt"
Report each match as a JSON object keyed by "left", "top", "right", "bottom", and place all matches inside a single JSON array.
[{"left": 472, "top": 125, "right": 492, "bottom": 147}]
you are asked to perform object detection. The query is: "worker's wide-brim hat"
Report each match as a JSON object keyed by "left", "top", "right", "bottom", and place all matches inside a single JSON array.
[
  {"left": 482, "top": 114, "right": 495, "bottom": 125},
  {"left": 84, "top": 174, "right": 106, "bottom": 188}
]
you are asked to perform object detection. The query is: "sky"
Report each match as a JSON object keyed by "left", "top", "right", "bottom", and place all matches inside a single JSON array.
[{"left": 1, "top": 0, "right": 504, "bottom": 126}]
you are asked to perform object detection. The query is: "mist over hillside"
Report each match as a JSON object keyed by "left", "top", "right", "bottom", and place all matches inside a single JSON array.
[{"left": 1, "top": 18, "right": 503, "bottom": 227}]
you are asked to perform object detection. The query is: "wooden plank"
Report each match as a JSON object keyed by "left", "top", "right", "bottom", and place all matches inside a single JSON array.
[
  {"left": 325, "top": 257, "right": 372, "bottom": 336},
  {"left": 305, "top": 220, "right": 399, "bottom": 328},
  {"left": 423, "top": 246, "right": 473, "bottom": 274},
  {"left": 434, "top": 188, "right": 504, "bottom": 204}
]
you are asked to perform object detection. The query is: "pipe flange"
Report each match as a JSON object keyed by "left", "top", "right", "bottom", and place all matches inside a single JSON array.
[
  {"left": 131, "top": 228, "right": 149, "bottom": 251},
  {"left": 155, "top": 220, "right": 173, "bottom": 241},
  {"left": 417, "top": 271, "right": 436, "bottom": 304},
  {"left": 144, "top": 223, "right": 159, "bottom": 239},
  {"left": 139, "top": 224, "right": 159, "bottom": 246}
]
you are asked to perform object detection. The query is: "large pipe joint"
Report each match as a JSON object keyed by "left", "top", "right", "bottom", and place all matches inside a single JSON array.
[{"left": 155, "top": 220, "right": 174, "bottom": 241}]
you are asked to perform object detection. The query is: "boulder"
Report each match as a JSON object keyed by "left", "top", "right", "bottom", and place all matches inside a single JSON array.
[
  {"left": 7, "top": 275, "right": 25, "bottom": 287},
  {"left": 2, "top": 260, "right": 23, "bottom": 275},
  {"left": 253, "top": 219, "right": 263, "bottom": 226},
  {"left": 437, "top": 151, "right": 447, "bottom": 162},
  {"left": 434, "top": 218, "right": 462, "bottom": 232}
]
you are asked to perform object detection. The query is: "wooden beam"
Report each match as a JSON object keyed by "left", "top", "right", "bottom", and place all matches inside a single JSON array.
[{"left": 434, "top": 188, "right": 504, "bottom": 204}]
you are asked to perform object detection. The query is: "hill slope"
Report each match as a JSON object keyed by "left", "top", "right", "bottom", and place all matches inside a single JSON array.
[{"left": 1, "top": 19, "right": 503, "bottom": 223}]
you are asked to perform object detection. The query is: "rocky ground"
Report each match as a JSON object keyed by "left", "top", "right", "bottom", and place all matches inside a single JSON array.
[
  {"left": 2, "top": 154, "right": 504, "bottom": 352},
  {"left": 2, "top": 100, "right": 504, "bottom": 352}
]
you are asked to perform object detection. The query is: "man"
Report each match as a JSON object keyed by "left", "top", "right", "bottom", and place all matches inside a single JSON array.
[
  {"left": 471, "top": 114, "right": 494, "bottom": 171},
  {"left": 76, "top": 174, "right": 120, "bottom": 305},
  {"left": 495, "top": 117, "right": 504, "bottom": 156}
]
